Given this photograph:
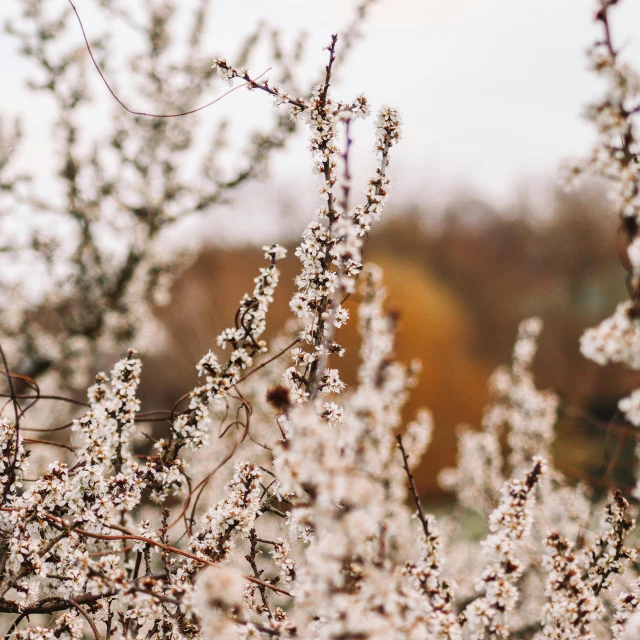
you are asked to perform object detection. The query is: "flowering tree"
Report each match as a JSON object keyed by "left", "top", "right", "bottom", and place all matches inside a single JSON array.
[{"left": 2, "top": 0, "right": 640, "bottom": 639}]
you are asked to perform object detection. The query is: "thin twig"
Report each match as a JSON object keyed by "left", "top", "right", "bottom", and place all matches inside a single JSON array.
[
  {"left": 396, "top": 434, "right": 432, "bottom": 541},
  {"left": 66, "top": 0, "right": 271, "bottom": 119}
]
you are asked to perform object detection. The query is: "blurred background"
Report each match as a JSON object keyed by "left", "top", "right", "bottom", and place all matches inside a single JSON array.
[
  {"left": 143, "top": 185, "right": 638, "bottom": 499},
  {"left": 4, "top": 0, "right": 640, "bottom": 498}
]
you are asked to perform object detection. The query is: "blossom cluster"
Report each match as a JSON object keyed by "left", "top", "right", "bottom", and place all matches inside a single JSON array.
[
  {"left": 463, "top": 459, "right": 545, "bottom": 639},
  {"left": 283, "top": 86, "right": 402, "bottom": 405},
  {"left": 169, "top": 244, "right": 285, "bottom": 453}
]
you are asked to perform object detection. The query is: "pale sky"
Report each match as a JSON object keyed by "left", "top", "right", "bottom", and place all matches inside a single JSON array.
[{"left": 3, "top": 0, "right": 640, "bottom": 233}]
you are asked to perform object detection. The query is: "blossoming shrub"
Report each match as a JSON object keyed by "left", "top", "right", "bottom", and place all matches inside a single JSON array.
[{"left": 4, "top": 1, "right": 640, "bottom": 638}]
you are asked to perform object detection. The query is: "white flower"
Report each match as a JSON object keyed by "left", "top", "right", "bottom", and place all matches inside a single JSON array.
[
  {"left": 322, "top": 402, "right": 344, "bottom": 425},
  {"left": 620, "top": 389, "right": 640, "bottom": 426}
]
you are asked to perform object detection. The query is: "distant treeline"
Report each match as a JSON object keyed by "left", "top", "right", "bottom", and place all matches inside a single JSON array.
[{"left": 145, "top": 184, "right": 636, "bottom": 497}]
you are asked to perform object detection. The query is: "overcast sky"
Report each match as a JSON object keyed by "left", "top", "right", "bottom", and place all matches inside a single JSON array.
[{"left": 3, "top": 0, "right": 640, "bottom": 227}]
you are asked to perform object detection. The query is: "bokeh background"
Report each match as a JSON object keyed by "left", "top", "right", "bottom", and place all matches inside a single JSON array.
[{"left": 4, "top": 0, "right": 640, "bottom": 498}]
